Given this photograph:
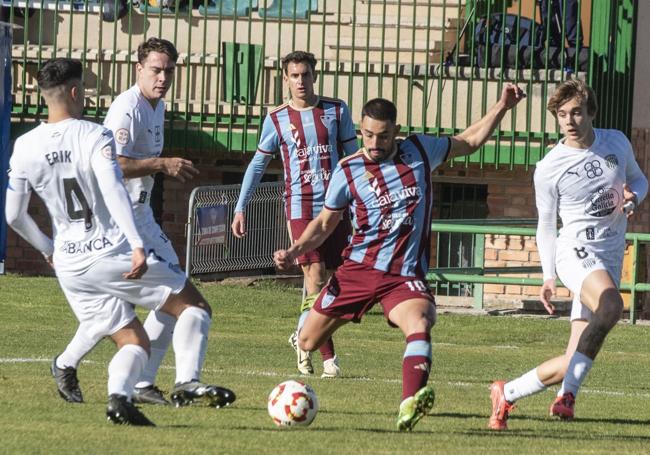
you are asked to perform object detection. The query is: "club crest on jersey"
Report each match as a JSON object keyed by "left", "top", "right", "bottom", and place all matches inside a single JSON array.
[
  {"left": 399, "top": 151, "right": 415, "bottom": 165},
  {"left": 604, "top": 154, "right": 618, "bottom": 169},
  {"left": 585, "top": 187, "right": 619, "bottom": 217},
  {"left": 320, "top": 114, "right": 336, "bottom": 129},
  {"left": 115, "top": 128, "right": 130, "bottom": 145}
]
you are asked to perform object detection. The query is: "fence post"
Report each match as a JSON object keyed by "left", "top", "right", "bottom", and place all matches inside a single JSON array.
[
  {"left": 473, "top": 233, "right": 485, "bottom": 309},
  {"left": 0, "top": 21, "right": 12, "bottom": 275}
]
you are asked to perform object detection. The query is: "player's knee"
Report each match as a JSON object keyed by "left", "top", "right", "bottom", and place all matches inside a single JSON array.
[
  {"left": 596, "top": 288, "right": 623, "bottom": 330},
  {"left": 297, "top": 333, "right": 317, "bottom": 352},
  {"left": 419, "top": 303, "right": 437, "bottom": 330}
]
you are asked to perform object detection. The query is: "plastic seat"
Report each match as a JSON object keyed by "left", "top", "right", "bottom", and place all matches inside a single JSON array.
[
  {"left": 198, "top": 0, "right": 257, "bottom": 17},
  {"left": 258, "top": 0, "right": 317, "bottom": 20}
]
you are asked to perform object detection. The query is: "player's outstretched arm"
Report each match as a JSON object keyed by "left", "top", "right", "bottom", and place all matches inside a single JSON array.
[
  {"left": 273, "top": 208, "right": 343, "bottom": 270},
  {"left": 449, "top": 83, "right": 525, "bottom": 160},
  {"left": 118, "top": 155, "right": 199, "bottom": 182},
  {"left": 5, "top": 179, "right": 55, "bottom": 260}
]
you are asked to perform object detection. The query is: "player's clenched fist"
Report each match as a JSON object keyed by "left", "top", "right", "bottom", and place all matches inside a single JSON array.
[{"left": 273, "top": 249, "right": 294, "bottom": 270}]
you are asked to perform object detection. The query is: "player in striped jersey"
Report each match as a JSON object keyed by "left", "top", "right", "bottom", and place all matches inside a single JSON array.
[
  {"left": 274, "top": 86, "right": 525, "bottom": 431},
  {"left": 232, "top": 51, "right": 358, "bottom": 377}
]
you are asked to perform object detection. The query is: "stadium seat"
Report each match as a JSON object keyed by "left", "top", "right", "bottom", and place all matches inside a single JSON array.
[
  {"left": 198, "top": 0, "right": 257, "bottom": 17},
  {"left": 258, "top": 0, "right": 317, "bottom": 20}
]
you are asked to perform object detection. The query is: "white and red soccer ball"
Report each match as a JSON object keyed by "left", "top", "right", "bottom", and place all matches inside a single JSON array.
[{"left": 267, "top": 380, "right": 319, "bottom": 427}]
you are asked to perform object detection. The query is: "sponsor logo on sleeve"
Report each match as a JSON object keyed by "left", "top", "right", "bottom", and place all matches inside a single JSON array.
[
  {"left": 101, "top": 145, "right": 116, "bottom": 160},
  {"left": 115, "top": 128, "right": 130, "bottom": 145}
]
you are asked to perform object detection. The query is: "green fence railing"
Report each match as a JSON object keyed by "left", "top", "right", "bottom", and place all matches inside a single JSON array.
[
  {"left": 5, "top": 0, "right": 637, "bottom": 168},
  {"left": 428, "top": 220, "right": 650, "bottom": 324}
]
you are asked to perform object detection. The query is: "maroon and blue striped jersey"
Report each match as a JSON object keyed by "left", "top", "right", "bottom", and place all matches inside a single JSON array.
[{"left": 324, "top": 134, "right": 450, "bottom": 277}]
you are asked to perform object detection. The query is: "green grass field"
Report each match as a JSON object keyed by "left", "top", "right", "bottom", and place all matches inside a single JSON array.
[{"left": 2, "top": 275, "right": 650, "bottom": 454}]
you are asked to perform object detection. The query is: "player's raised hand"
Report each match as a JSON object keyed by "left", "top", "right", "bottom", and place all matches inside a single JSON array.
[
  {"left": 621, "top": 184, "right": 638, "bottom": 218},
  {"left": 231, "top": 212, "right": 247, "bottom": 238},
  {"left": 124, "top": 247, "right": 148, "bottom": 279},
  {"left": 500, "top": 83, "right": 526, "bottom": 110},
  {"left": 163, "top": 157, "right": 200, "bottom": 183},
  {"left": 273, "top": 249, "right": 294, "bottom": 270},
  {"left": 539, "top": 278, "right": 557, "bottom": 315}
]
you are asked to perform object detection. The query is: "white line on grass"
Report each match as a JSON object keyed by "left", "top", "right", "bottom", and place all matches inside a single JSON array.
[{"left": 3, "top": 357, "right": 650, "bottom": 400}]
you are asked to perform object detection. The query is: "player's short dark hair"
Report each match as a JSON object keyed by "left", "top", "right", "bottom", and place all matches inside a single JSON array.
[
  {"left": 361, "top": 98, "right": 397, "bottom": 123},
  {"left": 137, "top": 37, "right": 178, "bottom": 64},
  {"left": 36, "top": 58, "right": 83, "bottom": 90},
  {"left": 547, "top": 79, "right": 598, "bottom": 117},
  {"left": 281, "top": 51, "right": 317, "bottom": 75}
]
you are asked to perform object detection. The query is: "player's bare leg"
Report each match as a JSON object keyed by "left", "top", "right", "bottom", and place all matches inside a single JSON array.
[
  {"left": 553, "top": 270, "right": 622, "bottom": 420},
  {"left": 292, "top": 261, "right": 340, "bottom": 377},
  {"left": 490, "top": 319, "right": 588, "bottom": 430}
]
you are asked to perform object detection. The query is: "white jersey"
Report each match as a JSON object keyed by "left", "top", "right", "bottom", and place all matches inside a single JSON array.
[
  {"left": 8, "top": 119, "right": 130, "bottom": 274},
  {"left": 534, "top": 128, "right": 648, "bottom": 279},
  {"left": 104, "top": 84, "right": 164, "bottom": 224}
]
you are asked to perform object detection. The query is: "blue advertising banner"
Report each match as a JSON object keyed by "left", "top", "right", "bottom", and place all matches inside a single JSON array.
[{"left": 0, "top": 22, "right": 11, "bottom": 274}]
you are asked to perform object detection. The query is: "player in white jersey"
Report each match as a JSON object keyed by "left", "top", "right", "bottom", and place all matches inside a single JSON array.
[
  {"left": 489, "top": 80, "right": 648, "bottom": 430},
  {"left": 6, "top": 58, "right": 154, "bottom": 425},
  {"left": 7, "top": 58, "right": 235, "bottom": 424},
  {"left": 51, "top": 38, "right": 225, "bottom": 407}
]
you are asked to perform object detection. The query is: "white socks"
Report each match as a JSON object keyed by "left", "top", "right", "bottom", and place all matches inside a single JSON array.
[
  {"left": 504, "top": 368, "right": 546, "bottom": 403},
  {"left": 559, "top": 351, "right": 593, "bottom": 397},
  {"left": 57, "top": 328, "right": 100, "bottom": 369},
  {"left": 173, "top": 306, "right": 211, "bottom": 384},
  {"left": 107, "top": 344, "right": 148, "bottom": 399},
  {"left": 135, "top": 310, "right": 176, "bottom": 389}
]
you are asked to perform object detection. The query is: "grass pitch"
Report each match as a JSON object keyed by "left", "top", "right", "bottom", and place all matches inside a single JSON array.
[{"left": 1, "top": 275, "right": 650, "bottom": 454}]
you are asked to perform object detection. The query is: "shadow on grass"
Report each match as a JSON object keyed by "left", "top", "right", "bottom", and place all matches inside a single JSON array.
[{"left": 436, "top": 411, "right": 650, "bottom": 426}]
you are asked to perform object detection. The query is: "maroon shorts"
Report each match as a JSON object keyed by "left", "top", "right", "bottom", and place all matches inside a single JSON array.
[
  {"left": 313, "top": 260, "right": 435, "bottom": 325},
  {"left": 287, "top": 217, "right": 351, "bottom": 269}
]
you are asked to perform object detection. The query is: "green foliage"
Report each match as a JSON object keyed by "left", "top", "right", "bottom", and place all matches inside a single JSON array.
[{"left": 1, "top": 275, "right": 650, "bottom": 454}]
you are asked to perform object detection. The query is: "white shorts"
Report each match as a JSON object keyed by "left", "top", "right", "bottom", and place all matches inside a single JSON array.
[
  {"left": 141, "top": 220, "right": 180, "bottom": 268},
  {"left": 58, "top": 251, "right": 186, "bottom": 341},
  {"left": 555, "top": 242, "right": 623, "bottom": 322}
]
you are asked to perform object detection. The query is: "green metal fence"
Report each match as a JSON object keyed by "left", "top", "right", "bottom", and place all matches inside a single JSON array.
[
  {"left": 427, "top": 220, "right": 650, "bottom": 324},
  {"left": 5, "top": 0, "right": 637, "bottom": 168}
]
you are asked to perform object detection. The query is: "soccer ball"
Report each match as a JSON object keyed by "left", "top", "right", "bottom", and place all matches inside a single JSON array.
[{"left": 267, "top": 380, "right": 319, "bottom": 427}]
